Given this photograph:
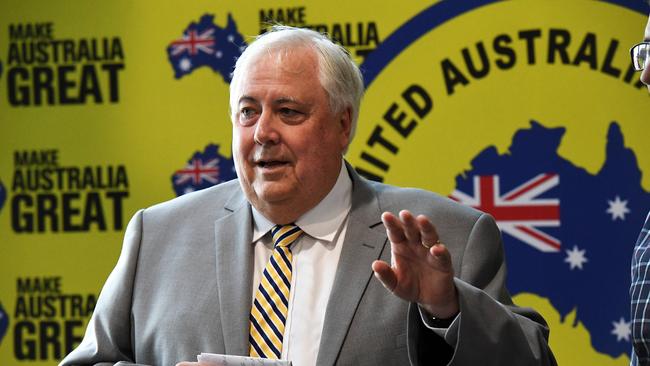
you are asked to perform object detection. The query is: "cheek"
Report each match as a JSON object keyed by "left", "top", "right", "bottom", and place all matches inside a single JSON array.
[
  {"left": 319, "top": 125, "right": 347, "bottom": 154},
  {"left": 232, "top": 127, "right": 252, "bottom": 155},
  {"left": 231, "top": 135, "right": 242, "bottom": 162},
  {"left": 231, "top": 133, "right": 253, "bottom": 181}
]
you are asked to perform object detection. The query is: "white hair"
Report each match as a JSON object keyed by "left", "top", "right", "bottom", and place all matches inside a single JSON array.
[{"left": 229, "top": 25, "right": 365, "bottom": 145}]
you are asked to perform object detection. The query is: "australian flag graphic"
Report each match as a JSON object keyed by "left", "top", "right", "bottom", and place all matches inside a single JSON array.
[
  {"left": 451, "top": 120, "right": 650, "bottom": 358},
  {"left": 171, "top": 144, "right": 236, "bottom": 197},
  {"left": 166, "top": 14, "right": 244, "bottom": 197},
  {"left": 166, "top": 14, "right": 246, "bottom": 83}
]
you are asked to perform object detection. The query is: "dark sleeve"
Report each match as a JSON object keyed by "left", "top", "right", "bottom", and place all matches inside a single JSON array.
[{"left": 407, "top": 213, "right": 557, "bottom": 366}]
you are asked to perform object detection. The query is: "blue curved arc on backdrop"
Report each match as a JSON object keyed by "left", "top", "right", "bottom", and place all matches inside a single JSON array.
[{"left": 360, "top": 0, "right": 648, "bottom": 89}]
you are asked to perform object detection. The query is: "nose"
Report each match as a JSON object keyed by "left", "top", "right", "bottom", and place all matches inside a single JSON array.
[{"left": 253, "top": 110, "right": 281, "bottom": 146}]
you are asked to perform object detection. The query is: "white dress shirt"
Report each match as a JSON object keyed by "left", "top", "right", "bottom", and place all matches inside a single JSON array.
[{"left": 251, "top": 163, "right": 352, "bottom": 366}]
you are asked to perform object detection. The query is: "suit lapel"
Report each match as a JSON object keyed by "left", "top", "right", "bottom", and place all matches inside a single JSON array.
[
  {"left": 316, "top": 165, "right": 388, "bottom": 366},
  {"left": 214, "top": 190, "right": 253, "bottom": 356}
]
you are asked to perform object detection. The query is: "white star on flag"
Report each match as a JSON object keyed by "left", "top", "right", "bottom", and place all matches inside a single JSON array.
[
  {"left": 215, "top": 50, "right": 223, "bottom": 59},
  {"left": 564, "top": 245, "right": 588, "bottom": 270},
  {"left": 606, "top": 196, "right": 630, "bottom": 221},
  {"left": 611, "top": 317, "right": 631, "bottom": 342},
  {"left": 179, "top": 58, "right": 192, "bottom": 71}
]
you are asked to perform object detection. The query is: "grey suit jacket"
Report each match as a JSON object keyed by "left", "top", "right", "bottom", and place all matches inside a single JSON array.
[{"left": 60, "top": 166, "right": 556, "bottom": 366}]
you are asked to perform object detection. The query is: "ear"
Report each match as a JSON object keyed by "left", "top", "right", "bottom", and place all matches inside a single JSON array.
[{"left": 338, "top": 106, "right": 353, "bottom": 150}]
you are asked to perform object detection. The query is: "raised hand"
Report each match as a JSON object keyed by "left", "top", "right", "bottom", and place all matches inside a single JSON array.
[{"left": 372, "top": 210, "right": 459, "bottom": 319}]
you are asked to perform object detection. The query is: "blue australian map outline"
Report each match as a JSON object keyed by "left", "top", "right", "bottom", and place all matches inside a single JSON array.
[{"left": 453, "top": 120, "right": 650, "bottom": 357}]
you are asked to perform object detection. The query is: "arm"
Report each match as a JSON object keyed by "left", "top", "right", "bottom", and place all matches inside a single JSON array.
[
  {"left": 413, "top": 213, "right": 554, "bottom": 365},
  {"left": 373, "top": 211, "right": 556, "bottom": 366},
  {"left": 59, "top": 210, "right": 148, "bottom": 366}
]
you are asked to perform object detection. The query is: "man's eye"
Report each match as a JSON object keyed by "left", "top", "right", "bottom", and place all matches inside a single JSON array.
[
  {"left": 238, "top": 107, "right": 258, "bottom": 126},
  {"left": 280, "top": 108, "right": 300, "bottom": 117},
  {"left": 240, "top": 108, "right": 256, "bottom": 119}
]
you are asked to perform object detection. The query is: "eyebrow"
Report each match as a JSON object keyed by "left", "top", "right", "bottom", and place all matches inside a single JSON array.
[
  {"left": 273, "top": 97, "right": 299, "bottom": 105},
  {"left": 237, "top": 95, "right": 302, "bottom": 106},
  {"left": 238, "top": 95, "right": 258, "bottom": 105}
]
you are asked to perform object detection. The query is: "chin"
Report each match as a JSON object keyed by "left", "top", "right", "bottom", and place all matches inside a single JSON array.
[
  {"left": 255, "top": 184, "right": 296, "bottom": 204},
  {"left": 258, "top": 191, "right": 293, "bottom": 205}
]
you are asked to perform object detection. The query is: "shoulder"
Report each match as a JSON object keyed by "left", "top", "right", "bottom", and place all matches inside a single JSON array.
[
  {"left": 142, "top": 179, "right": 244, "bottom": 224},
  {"left": 366, "top": 179, "right": 483, "bottom": 223},
  {"left": 360, "top": 179, "right": 501, "bottom": 273}
]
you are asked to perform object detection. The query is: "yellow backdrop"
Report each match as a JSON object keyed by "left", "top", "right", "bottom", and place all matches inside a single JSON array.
[{"left": 1, "top": 1, "right": 648, "bottom": 365}]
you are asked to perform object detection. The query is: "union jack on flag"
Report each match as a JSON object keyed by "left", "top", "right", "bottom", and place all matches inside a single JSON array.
[
  {"left": 170, "top": 144, "right": 236, "bottom": 197},
  {"left": 167, "top": 14, "right": 245, "bottom": 82},
  {"left": 450, "top": 173, "right": 561, "bottom": 253},
  {"left": 170, "top": 28, "right": 215, "bottom": 56},
  {"left": 174, "top": 158, "right": 220, "bottom": 186}
]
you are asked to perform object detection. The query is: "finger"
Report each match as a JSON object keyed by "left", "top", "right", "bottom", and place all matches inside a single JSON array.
[
  {"left": 381, "top": 212, "right": 407, "bottom": 245},
  {"left": 429, "top": 243, "right": 453, "bottom": 273},
  {"left": 399, "top": 210, "right": 421, "bottom": 245},
  {"left": 372, "top": 260, "right": 398, "bottom": 292},
  {"left": 416, "top": 215, "right": 439, "bottom": 247}
]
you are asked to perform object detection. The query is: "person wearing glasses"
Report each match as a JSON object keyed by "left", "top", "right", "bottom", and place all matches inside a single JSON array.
[{"left": 630, "top": 12, "right": 650, "bottom": 366}]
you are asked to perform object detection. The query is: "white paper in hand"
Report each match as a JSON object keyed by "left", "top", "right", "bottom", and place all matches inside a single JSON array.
[{"left": 197, "top": 353, "right": 292, "bottom": 366}]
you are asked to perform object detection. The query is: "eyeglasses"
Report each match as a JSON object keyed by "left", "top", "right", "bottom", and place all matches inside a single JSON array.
[{"left": 630, "top": 42, "right": 650, "bottom": 71}]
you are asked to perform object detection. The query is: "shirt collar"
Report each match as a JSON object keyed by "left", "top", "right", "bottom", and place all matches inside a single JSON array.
[{"left": 251, "top": 161, "right": 352, "bottom": 244}]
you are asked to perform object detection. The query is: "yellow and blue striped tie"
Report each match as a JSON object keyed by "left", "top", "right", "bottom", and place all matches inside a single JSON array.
[{"left": 249, "top": 224, "right": 303, "bottom": 359}]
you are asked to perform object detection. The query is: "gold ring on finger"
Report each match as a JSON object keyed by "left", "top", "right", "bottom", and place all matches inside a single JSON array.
[{"left": 421, "top": 239, "right": 441, "bottom": 249}]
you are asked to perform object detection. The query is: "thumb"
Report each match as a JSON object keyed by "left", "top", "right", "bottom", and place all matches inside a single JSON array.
[{"left": 372, "top": 260, "right": 397, "bottom": 292}]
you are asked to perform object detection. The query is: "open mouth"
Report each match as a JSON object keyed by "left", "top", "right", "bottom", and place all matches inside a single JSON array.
[{"left": 257, "top": 160, "right": 288, "bottom": 168}]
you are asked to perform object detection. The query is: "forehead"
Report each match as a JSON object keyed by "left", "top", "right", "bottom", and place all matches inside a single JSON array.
[{"left": 239, "top": 47, "right": 320, "bottom": 92}]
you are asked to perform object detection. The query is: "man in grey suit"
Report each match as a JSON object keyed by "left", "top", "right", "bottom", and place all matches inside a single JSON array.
[{"left": 61, "top": 26, "right": 556, "bottom": 366}]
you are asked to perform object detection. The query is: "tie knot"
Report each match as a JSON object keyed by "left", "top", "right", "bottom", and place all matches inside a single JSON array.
[{"left": 271, "top": 224, "right": 303, "bottom": 248}]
